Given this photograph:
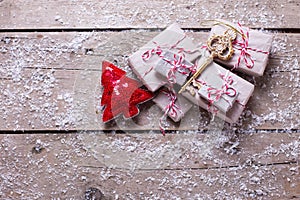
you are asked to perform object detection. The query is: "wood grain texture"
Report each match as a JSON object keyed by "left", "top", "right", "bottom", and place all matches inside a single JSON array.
[
  {"left": 0, "top": 0, "right": 299, "bottom": 29},
  {"left": 0, "top": 1, "right": 299, "bottom": 198},
  {"left": 0, "top": 32, "right": 299, "bottom": 131},
  {"left": 0, "top": 132, "right": 299, "bottom": 199}
]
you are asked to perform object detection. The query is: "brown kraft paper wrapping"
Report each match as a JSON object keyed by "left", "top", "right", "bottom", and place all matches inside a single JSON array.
[
  {"left": 181, "top": 52, "right": 255, "bottom": 123},
  {"left": 128, "top": 23, "right": 201, "bottom": 92},
  {"left": 209, "top": 20, "right": 273, "bottom": 76}
]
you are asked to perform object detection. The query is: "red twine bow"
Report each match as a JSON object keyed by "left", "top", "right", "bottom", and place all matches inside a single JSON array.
[
  {"left": 163, "top": 54, "right": 196, "bottom": 84},
  {"left": 233, "top": 22, "right": 269, "bottom": 69},
  {"left": 207, "top": 72, "right": 237, "bottom": 114},
  {"left": 165, "top": 54, "right": 185, "bottom": 84},
  {"left": 141, "top": 39, "right": 197, "bottom": 78}
]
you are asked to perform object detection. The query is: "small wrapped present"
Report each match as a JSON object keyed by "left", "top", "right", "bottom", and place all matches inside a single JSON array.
[
  {"left": 128, "top": 23, "right": 201, "bottom": 92},
  {"left": 208, "top": 20, "right": 273, "bottom": 76},
  {"left": 128, "top": 23, "right": 202, "bottom": 123},
  {"left": 152, "top": 50, "right": 200, "bottom": 122},
  {"left": 152, "top": 50, "right": 197, "bottom": 121}
]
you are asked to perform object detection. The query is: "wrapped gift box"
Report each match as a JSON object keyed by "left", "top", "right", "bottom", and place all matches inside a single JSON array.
[
  {"left": 153, "top": 49, "right": 254, "bottom": 123},
  {"left": 128, "top": 23, "right": 202, "bottom": 122},
  {"left": 128, "top": 23, "right": 201, "bottom": 92},
  {"left": 155, "top": 50, "right": 238, "bottom": 113},
  {"left": 180, "top": 51, "right": 255, "bottom": 123},
  {"left": 209, "top": 20, "right": 273, "bottom": 76}
]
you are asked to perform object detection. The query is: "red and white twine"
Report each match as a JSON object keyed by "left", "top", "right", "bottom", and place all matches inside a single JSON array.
[
  {"left": 233, "top": 22, "right": 269, "bottom": 69},
  {"left": 141, "top": 42, "right": 163, "bottom": 61},
  {"left": 206, "top": 72, "right": 237, "bottom": 114},
  {"left": 163, "top": 54, "right": 196, "bottom": 84},
  {"left": 159, "top": 89, "right": 181, "bottom": 135},
  {"left": 141, "top": 35, "right": 199, "bottom": 134}
]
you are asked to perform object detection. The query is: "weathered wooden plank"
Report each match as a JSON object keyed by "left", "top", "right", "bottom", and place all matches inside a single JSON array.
[
  {"left": 69, "top": 131, "right": 300, "bottom": 170},
  {"left": 1, "top": 163, "right": 299, "bottom": 199},
  {"left": 0, "top": 132, "right": 299, "bottom": 199},
  {"left": 0, "top": 132, "right": 299, "bottom": 170},
  {"left": 0, "top": 32, "right": 299, "bottom": 131},
  {"left": 0, "top": 0, "right": 299, "bottom": 29},
  {"left": 1, "top": 68, "right": 299, "bottom": 131},
  {"left": 0, "top": 1, "right": 298, "bottom": 199},
  {"left": 0, "top": 32, "right": 298, "bottom": 72}
]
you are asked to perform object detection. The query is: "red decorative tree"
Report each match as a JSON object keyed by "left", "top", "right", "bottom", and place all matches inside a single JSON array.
[{"left": 101, "top": 61, "right": 154, "bottom": 122}]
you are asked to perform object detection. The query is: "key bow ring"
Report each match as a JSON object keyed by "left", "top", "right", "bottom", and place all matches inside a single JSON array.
[{"left": 207, "top": 29, "right": 236, "bottom": 60}]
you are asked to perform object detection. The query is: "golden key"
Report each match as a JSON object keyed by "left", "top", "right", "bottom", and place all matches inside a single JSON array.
[{"left": 178, "top": 29, "right": 236, "bottom": 94}]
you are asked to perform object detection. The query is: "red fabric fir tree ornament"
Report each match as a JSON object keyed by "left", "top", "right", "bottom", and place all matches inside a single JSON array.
[{"left": 101, "top": 61, "right": 154, "bottom": 122}]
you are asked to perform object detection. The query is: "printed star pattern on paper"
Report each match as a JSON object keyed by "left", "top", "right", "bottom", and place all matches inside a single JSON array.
[{"left": 101, "top": 61, "right": 154, "bottom": 122}]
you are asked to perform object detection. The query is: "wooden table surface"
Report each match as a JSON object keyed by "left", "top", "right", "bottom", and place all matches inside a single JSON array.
[{"left": 0, "top": 0, "right": 299, "bottom": 199}]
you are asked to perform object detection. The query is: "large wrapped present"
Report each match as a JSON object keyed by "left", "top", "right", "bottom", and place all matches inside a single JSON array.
[
  {"left": 128, "top": 23, "right": 202, "bottom": 122},
  {"left": 208, "top": 20, "right": 273, "bottom": 76},
  {"left": 128, "top": 23, "right": 201, "bottom": 92},
  {"left": 155, "top": 50, "right": 254, "bottom": 123}
]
